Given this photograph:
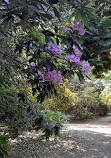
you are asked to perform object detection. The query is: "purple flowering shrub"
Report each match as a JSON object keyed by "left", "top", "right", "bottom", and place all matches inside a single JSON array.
[
  {"left": 63, "top": 27, "right": 72, "bottom": 33},
  {"left": 66, "top": 55, "right": 80, "bottom": 66},
  {"left": 1, "top": 0, "right": 93, "bottom": 106},
  {"left": 73, "top": 19, "right": 86, "bottom": 36},
  {"left": 0, "top": 0, "right": 98, "bottom": 143},
  {"left": 46, "top": 70, "right": 62, "bottom": 84},
  {"left": 73, "top": 44, "right": 83, "bottom": 57},
  {"left": 28, "top": 18, "right": 90, "bottom": 90},
  {"left": 64, "top": 19, "right": 86, "bottom": 36},
  {"left": 66, "top": 44, "right": 90, "bottom": 74},
  {"left": 46, "top": 44, "right": 62, "bottom": 58},
  {"left": 38, "top": 70, "right": 62, "bottom": 85},
  {"left": 63, "top": 19, "right": 90, "bottom": 74},
  {"left": 80, "top": 61, "right": 90, "bottom": 73}
]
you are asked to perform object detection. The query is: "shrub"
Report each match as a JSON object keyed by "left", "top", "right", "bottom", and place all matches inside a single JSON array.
[
  {"left": 0, "top": 131, "right": 10, "bottom": 158},
  {"left": 0, "top": 84, "right": 68, "bottom": 140},
  {"left": 63, "top": 76, "right": 110, "bottom": 118},
  {"left": 66, "top": 85, "right": 109, "bottom": 119},
  {"left": 67, "top": 87, "right": 99, "bottom": 118},
  {"left": 41, "top": 110, "right": 68, "bottom": 140},
  {"left": 96, "top": 102, "right": 109, "bottom": 116},
  {"left": 43, "top": 77, "right": 110, "bottom": 119},
  {"left": 43, "top": 86, "right": 75, "bottom": 112}
]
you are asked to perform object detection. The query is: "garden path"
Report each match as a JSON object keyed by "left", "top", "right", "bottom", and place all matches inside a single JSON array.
[{"left": 8, "top": 116, "right": 111, "bottom": 158}]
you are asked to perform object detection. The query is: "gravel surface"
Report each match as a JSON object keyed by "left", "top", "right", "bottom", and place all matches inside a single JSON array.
[{"left": 8, "top": 116, "right": 111, "bottom": 158}]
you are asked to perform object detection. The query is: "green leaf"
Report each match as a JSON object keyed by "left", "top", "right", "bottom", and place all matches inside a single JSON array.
[
  {"left": 99, "top": 39, "right": 111, "bottom": 47},
  {"left": 76, "top": 71, "right": 84, "bottom": 81},
  {"left": 53, "top": 6, "right": 60, "bottom": 20},
  {"left": 40, "top": 13, "right": 53, "bottom": 20},
  {"left": 0, "top": 87, "right": 3, "bottom": 93},
  {"left": 42, "top": 30, "right": 55, "bottom": 36},
  {"left": 40, "top": 36, "right": 45, "bottom": 44},
  {"left": 0, "top": 96, "right": 2, "bottom": 101},
  {"left": 28, "top": 5, "right": 45, "bottom": 14},
  {"left": 99, "top": 16, "right": 111, "bottom": 29},
  {"left": 104, "top": 32, "right": 111, "bottom": 38},
  {"left": 74, "top": 10, "right": 81, "bottom": 21},
  {"left": 3, "top": 18, "right": 12, "bottom": 32},
  {"left": 70, "top": 9, "right": 76, "bottom": 17},
  {"left": 21, "top": 17, "right": 28, "bottom": 31},
  {"left": 3, "top": 131, "right": 6, "bottom": 135},
  {"left": 82, "top": 1, "right": 90, "bottom": 6},
  {"left": 81, "top": 15, "right": 88, "bottom": 26}
]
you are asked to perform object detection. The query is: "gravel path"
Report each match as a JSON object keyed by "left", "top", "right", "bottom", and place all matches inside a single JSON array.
[{"left": 8, "top": 116, "right": 111, "bottom": 158}]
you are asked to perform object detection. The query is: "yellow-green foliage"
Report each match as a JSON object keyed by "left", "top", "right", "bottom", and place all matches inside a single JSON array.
[
  {"left": 43, "top": 87, "right": 76, "bottom": 112},
  {"left": 71, "top": 87, "right": 99, "bottom": 116},
  {"left": 99, "top": 86, "right": 111, "bottom": 105},
  {"left": 65, "top": 88, "right": 77, "bottom": 97}
]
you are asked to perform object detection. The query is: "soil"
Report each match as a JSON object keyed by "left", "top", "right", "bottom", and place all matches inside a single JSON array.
[{"left": 7, "top": 116, "right": 111, "bottom": 158}]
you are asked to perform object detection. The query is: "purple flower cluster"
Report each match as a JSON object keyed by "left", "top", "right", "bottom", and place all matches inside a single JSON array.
[
  {"left": 46, "top": 44, "right": 62, "bottom": 58},
  {"left": 42, "top": 4, "right": 47, "bottom": 12},
  {"left": 66, "top": 44, "right": 83, "bottom": 65},
  {"left": 46, "top": 70, "right": 62, "bottom": 84},
  {"left": 73, "top": 44, "right": 83, "bottom": 57},
  {"left": 38, "top": 72, "right": 44, "bottom": 79},
  {"left": 30, "top": 63, "right": 36, "bottom": 68},
  {"left": 38, "top": 70, "right": 62, "bottom": 84},
  {"left": 66, "top": 55, "right": 80, "bottom": 66},
  {"left": 80, "top": 60, "right": 90, "bottom": 73},
  {"left": 63, "top": 19, "right": 86, "bottom": 36},
  {"left": 66, "top": 44, "right": 90, "bottom": 73},
  {"left": 63, "top": 27, "right": 72, "bottom": 33},
  {"left": 73, "top": 19, "right": 86, "bottom": 36}
]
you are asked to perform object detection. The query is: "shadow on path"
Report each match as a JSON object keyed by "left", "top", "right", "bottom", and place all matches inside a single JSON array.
[{"left": 8, "top": 116, "right": 111, "bottom": 158}]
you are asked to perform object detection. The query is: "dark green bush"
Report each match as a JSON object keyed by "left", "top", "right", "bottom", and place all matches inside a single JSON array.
[
  {"left": 0, "top": 84, "right": 68, "bottom": 140},
  {"left": 0, "top": 131, "right": 10, "bottom": 158},
  {"left": 96, "top": 103, "right": 109, "bottom": 116}
]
